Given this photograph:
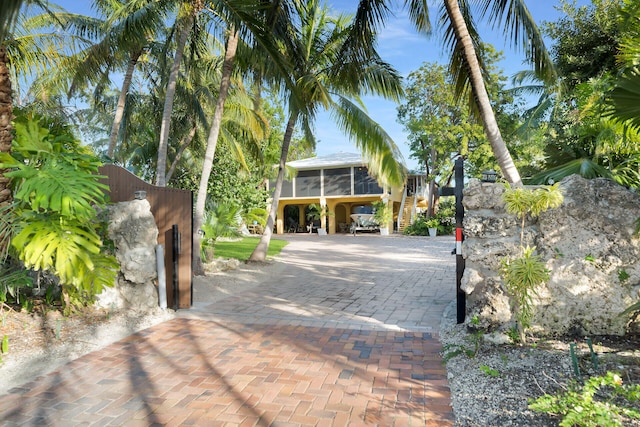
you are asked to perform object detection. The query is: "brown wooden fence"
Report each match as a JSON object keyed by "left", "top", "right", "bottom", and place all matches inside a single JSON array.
[{"left": 99, "top": 164, "right": 193, "bottom": 309}]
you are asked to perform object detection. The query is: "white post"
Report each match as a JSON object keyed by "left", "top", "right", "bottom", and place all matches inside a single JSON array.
[{"left": 156, "top": 244, "right": 167, "bottom": 309}]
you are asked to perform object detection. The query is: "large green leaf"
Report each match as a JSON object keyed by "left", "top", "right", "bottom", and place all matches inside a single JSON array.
[
  {"left": 7, "top": 159, "right": 108, "bottom": 219},
  {"left": 608, "top": 69, "right": 640, "bottom": 132},
  {"left": 6, "top": 116, "right": 118, "bottom": 307},
  {"left": 11, "top": 217, "right": 116, "bottom": 291}
]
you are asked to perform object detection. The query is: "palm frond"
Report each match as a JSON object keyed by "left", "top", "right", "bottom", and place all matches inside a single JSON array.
[
  {"left": 0, "top": 0, "right": 22, "bottom": 40},
  {"left": 404, "top": 0, "right": 431, "bottom": 35},
  {"left": 331, "top": 95, "right": 406, "bottom": 187},
  {"left": 606, "top": 68, "right": 640, "bottom": 132},
  {"left": 525, "top": 158, "right": 613, "bottom": 185},
  {"left": 478, "top": 0, "right": 556, "bottom": 83}
]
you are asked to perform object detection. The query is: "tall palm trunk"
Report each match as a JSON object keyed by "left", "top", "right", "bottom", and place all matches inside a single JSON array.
[
  {"left": 107, "top": 50, "right": 141, "bottom": 160},
  {"left": 444, "top": 0, "right": 522, "bottom": 186},
  {"left": 0, "top": 45, "right": 13, "bottom": 256},
  {"left": 155, "top": 13, "right": 193, "bottom": 187},
  {"left": 0, "top": 45, "right": 13, "bottom": 207},
  {"left": 249, "top": 111, "right": 298, "bottom": 262},
  {"left": 165, "top": 123, "right": 196, "bottom": 183},
  {"left": 193, "top": 28, "right": 239, "bottom": 275}
]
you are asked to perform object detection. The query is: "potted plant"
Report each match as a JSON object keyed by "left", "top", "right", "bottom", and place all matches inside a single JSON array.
[
  {"left": 306, "top": 203, "right": 333, "bottom": 235},
  {"left": 424, "top": 216, "right": 439, "bottom": 237},
  {"left": 372, "top": 200, "right": 393, "bottom": 235}
]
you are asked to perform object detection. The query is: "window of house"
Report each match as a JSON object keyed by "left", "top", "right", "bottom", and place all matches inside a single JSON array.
[
  {"left": 269, "top": 179, "right": 293, "bottom": 197},
  {"left": 323, "top": 168, "right": 351, "bottom": 196},
  {"left": 354, "top": 166, "right": 383, "bottom": 195},
  {"left": 295, "top": 170, "right": 321, "bottom": 197}
]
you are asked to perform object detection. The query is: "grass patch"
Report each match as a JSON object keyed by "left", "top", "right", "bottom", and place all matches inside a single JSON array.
[{"left": 213, "top": 237, "right": 288, "bottom": 261}]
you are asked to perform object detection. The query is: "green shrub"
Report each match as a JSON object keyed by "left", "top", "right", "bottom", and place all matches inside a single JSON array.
[
  {"left": 403, "top": 217, "right": 431, "bottom": 236},
  {"left": 0, "top": 116, "right": 118, "bottom": 312},
  {"left": 200, "top": 201, "right": 243, "bottom": 262},
  {"left": 529, "top": 372, "right": 640, "bottom": 426},
  {"left": 500, "top": 183, "right": 563, "bottom": 342}
]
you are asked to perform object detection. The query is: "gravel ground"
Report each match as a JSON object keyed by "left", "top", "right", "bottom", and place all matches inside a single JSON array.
[{"left": 440, "top": 301, "right": 640, "bottom": 427}]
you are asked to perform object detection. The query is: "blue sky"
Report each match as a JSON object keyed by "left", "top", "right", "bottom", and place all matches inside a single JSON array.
[{"left": 52, "top": 0, "right": 590, "bottom": 170}]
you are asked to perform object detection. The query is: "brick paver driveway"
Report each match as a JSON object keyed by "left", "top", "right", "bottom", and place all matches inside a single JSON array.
[{"left": 1, "top": 234, "right": 456, "bottom": 426}]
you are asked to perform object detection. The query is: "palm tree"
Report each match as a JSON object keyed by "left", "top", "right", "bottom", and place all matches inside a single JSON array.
[
  {"left": 192, "top": 27, "right": 239, "bottom": 274},
  {"left": 249, "top": 0, "right": 405, "bottom": 262},
  {"left": 347, "top": 0, "right": 554, "bottom": 186},
  {"left": 95, "top": 0, "right": 174, "bottom": 159},
  {"left": 155, "top": 0, "right": 202, "bottom": 187},
  {"left": 443, "top": 0, "right": 521, "bottom": 185},
  {"left": 0, "top": 0, "right": 24, "bottom": 216},
  {"left": 180, "top": 0, "right": 294, "bottom": 272},
  {"left": 15, "top": 1, "right": 176, "bottom": 165},
  {"left": 154, "top": 0, "right": 294, "bottom": 188},
  {"left": 1, "top": 0, "right": 57, "bottom": 256}
]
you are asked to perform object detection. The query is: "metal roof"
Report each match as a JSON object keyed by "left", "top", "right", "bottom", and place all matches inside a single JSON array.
[{"left": 287, "top": 152, "right": 367, "bottom": 169}]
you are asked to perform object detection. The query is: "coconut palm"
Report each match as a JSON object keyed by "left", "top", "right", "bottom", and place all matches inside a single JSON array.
[
  {"left": 1, "top": 0, "right": 62, "bottom": 255},
  {"left": 154, "top": 0, "right": 203, "bottom": 186},
  {"left": 91, "top": 0, "right": 175, "bottom": 159},
  {"left": 155, "top": 0, "right": 295, "bottom": 187},
  {"left": 249, "top": 0, "right": 405, "bottom": 261},
  {"left": 159, "top": 0, "right": 291, "bottom": 272},
  {"left": 25, "top": 0, "right": 176, "bottom": 160},
  {"left": 346, "top": 0, "right": 554, "bottom": 186}
]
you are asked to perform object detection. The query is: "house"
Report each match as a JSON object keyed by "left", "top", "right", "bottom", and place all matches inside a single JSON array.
[{"left": 268, "top": 152, "right": 428, "bottom": 235}]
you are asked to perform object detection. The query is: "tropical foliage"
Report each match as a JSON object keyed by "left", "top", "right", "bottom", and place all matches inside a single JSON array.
[
  {"left": 0, "top": 115, "right": 118, "bottom": 311},
  {"left": 249, "top": 0, "right": 405, "bottom": 261},
  {"left": 500, "top": 183, "right": 563, "bottom": 342},
  {"left": 510, "top": 0, "right": 640, "bottom": 189}
]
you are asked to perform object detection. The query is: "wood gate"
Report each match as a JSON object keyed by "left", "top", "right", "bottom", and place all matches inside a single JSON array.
[{"left": 99, "top": 165, "right": 193, "bottom": 309}]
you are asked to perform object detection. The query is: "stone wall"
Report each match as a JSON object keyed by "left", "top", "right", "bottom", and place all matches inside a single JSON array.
[
  {"left": 462, "top": 175, "right": 640, "bottom": 336},
  {"left": 96, "top": 199, "right": 160, "bottom": 311}
]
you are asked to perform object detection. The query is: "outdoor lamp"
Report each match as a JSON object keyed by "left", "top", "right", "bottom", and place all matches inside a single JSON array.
[
  {"left": 133, "top": 190, "right": 147, "bottom": 199},
  {"left": 481, "top": 170, "right": 498, "bottom": 183}
]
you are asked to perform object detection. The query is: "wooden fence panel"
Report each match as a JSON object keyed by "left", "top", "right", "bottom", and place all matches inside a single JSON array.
[{"left": 99, "top": 165, "right": 192, "bottom": 309}]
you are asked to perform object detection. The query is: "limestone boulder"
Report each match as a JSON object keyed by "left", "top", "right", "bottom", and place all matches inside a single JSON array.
[
  {"left": 96, "top": 199, "right": 159, "bottom": 311},
  {"left": 107, "top": 199, "right": 158, "bottom": 284},
  {"left": 462, "top": 175, "right": 640, "bottom": 336}
]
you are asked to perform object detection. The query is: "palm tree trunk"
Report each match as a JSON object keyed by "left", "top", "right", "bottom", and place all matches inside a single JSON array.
[
  {"left": 0, "top": 45, "right": 12, "bottom": 207},
  {"left": 155, "top": 13, "right": 193, "bottom": 187},
  {"left": 0, "top": 45, "right": 13, "bottom": 256},
  {"left": 165, "top": 123, "right": 196, "bottom": 184},
  {"left": 249, "top": 111, "right": 298, "bottom": 262},
  {"left": 107, "top": 50, "right": 141, "bottom": 160},
  {"left": 444, "top": 0, "right": 522, "bottom": 186},
  {"left": 192, "top": 28, "right": 239, "bottom": 275}
]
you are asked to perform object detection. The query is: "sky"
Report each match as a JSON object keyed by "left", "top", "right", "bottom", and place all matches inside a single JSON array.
[{"left": 52, "top": 0, "right": 591, "bottom": 170}]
